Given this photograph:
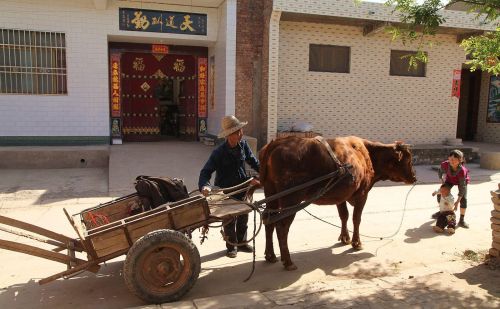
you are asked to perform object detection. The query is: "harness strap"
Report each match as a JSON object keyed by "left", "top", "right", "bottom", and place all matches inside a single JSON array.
[{"left": 314, "top": 136, "right": 342, "bottom": 166}]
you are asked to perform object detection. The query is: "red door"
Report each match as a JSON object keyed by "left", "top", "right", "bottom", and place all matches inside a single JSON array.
[
  {"left": 161, "top": 55, "right": 197, "bottom": 141},
  {"left": 119, "top": 52, "right": 197, "bottom": 142},
  {"left": 178, "top": 76, "right": 198, "bottom": 141},
  {"left": 121, "top": 53, "right": 161, "bottom": 142}
]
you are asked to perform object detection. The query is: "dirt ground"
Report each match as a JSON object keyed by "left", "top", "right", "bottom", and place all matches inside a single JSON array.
[{"left": 0, "top": 166, "right": 499, "bottom": 308}]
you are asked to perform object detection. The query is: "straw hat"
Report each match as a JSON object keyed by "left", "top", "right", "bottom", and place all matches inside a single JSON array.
[{"left": 218, "top": 115, "right": 248, "bottom": 138}]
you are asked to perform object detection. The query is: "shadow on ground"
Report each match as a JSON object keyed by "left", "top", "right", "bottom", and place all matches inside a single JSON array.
[
  {"left": 0, "top": 245, "right": 376, "bottom": 309},
  {"left": 404, "top": 219, "right": 440, "bottom": 243},
  {"left": 455, "top": 263, "right": 500, "bottom": 298},
  {"left": 263, "top": 273, "right": 500, "bottom": 308}
]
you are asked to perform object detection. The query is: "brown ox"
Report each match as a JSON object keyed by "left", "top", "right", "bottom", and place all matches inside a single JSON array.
[{"left": 259, "top": 136, "right": 416, "bottom": 270}]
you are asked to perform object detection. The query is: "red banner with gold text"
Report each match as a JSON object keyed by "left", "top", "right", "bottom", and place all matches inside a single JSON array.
[
  {"left": 198, "top": 57, "right": 208, "bottom": 118},
  {"left": 451, "top": 69, "right": 461, "bottom": 98},
  {"left": 110, "top": 54, "right": 121, "bottom": 117}
]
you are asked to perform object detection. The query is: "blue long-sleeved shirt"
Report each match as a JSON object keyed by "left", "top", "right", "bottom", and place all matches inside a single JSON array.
[{"left": 198, "top": 139, "right": 260, "bottom": 195}]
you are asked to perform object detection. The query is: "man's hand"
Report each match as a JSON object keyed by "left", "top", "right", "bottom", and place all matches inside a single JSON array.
[
  {"left": 250, "top": 178, "right": 261, "bottom": 187},
  {"left": 454, "top": 202, "right": 459, "bottom": 211},
  {"left": 201, "top": 186, "right": 211, "bottom": 196}
]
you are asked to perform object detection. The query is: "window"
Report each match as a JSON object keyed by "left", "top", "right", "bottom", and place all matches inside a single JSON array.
[
  {"left": 0, "top": 29, "right": 67, "bottom": 94},
  {"left": 309, "top": 44, "right": 350, "bottom": 73},
  {"left": 390, "top": 50, "right": 426, "bottom": 77}
]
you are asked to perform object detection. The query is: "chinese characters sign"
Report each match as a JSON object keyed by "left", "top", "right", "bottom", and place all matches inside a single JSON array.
[
  {"left": 152, "top": 44, "right": 169, "bottom": 54},
  {"left": 198, "top": 58, "right": 208, "bottom": 118},
  {"left": 110, "top": 54, "right": 121, "bottom": 117},
  {"left": 119, "top": 8, "right": 207, "bottom": 36},
  {"left": 451, "top": 69, "right": 461, "bottom": 98}
]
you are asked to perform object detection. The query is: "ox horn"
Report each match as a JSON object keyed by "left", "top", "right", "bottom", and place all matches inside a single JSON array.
[{"left": 394, "top": 140, "right": 410, "bottom": 150}]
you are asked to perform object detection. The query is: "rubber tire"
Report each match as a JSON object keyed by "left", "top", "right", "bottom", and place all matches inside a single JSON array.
[{"left": 123, "top": 229, "right": 201, "bottom": 304}]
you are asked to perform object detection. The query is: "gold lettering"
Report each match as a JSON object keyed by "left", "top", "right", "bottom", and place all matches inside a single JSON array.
[
  {"left": 131, "top": 11, "right": 150, "bottom": 30},
  {"left": 180, "top": 15, "right": 195, "bottom": 32},
  {"left": 165, "top": 16, "right": 178, "bottom": 28},
  {"left": 151, "top": 16, "right": 162, "bottom": 25},
  {"left": 173, "top": 59, "right": 186, "bottom": 72}
]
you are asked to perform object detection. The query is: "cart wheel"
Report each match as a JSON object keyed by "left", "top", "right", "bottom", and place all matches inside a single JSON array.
[{"left": 123, "top": 229, "right": 200, "bottom": 304}]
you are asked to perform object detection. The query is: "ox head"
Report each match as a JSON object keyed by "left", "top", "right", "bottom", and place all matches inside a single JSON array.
[{"left": 386, "top": 142, "right": 417, "bottom": 184}]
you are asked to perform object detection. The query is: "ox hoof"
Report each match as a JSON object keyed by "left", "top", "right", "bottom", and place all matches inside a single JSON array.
[
  {"left": 265, "top": 254, "right": 278, "bottom": 263},
  {"left": 338, "top": 235, "right": 351, "bottom": 245},
  {"left": 284, "top": 263, "right": 298, "bottom": 271},
  {"left": 351, "top": 242, "right": 363, "bottom": 250}
]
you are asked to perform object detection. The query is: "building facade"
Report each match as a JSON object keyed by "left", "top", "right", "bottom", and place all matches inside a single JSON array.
[
  {"left": 0, "top": 0, "right": 498, "bottom": 147},
  {"left": 263, "top": 0, "right": 499, "bottom": 144},
  {"left": 0, "top": 0, "right": 238, "bottom": 145}
]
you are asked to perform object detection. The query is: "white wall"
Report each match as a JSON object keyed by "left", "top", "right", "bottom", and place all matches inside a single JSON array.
[
  {"left": 206, "top": 0, "right": 237, "bottom": 136},
  {"left": 0, "top": 0, "right": 219, "bottom": 138}
]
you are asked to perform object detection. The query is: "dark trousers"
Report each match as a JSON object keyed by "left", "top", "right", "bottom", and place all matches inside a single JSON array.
[
  {"left": 436, "top": 211, "right": 456, "bottom": 229},
  {"left": 224, "top": 213, "right": 249, "bottom": 250}
]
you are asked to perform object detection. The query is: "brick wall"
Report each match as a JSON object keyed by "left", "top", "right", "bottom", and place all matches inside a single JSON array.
[
  {"left": 235, "top": 0, "right": 268, "bottom": 145},
  {"left": 258, "top": 0, "right": 274, "bottom": 147}
]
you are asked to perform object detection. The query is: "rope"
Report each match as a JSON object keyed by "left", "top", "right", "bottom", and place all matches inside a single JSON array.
[
  {"left": 243, "top": 202, "right": 258, "bottom": 282},
  {"left": 260, "top": 169, "right": 351, "bottom": 225},
  {"left": 220, "top": 200, "right": 263, "bottom": 247},
  {"left": 303, "top": 182, "right": 417, "bottom": 239},
  {"left": 238, "top": 167, "right": 350, "bottom": 282}
]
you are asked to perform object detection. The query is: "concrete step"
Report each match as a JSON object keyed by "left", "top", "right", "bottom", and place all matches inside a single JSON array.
[
  {"left": 411, "top": 144, "right": 479, "bottom": 165},
  {"left": 0, "top": 146, "right": 109, "bottom": 169}
]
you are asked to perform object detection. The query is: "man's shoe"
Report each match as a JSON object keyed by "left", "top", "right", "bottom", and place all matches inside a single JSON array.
[
  {"left": 447, "top": 228, "right": 455, "bottom": 235},
  {"left": 238, "top": 244, "right": 254, "bottom": 253},
  {"left": 226, "top": 249, "right": 237, "bottom": 258},
  {"left": 431, "top": 211, "right": 440, "bottom": 219},
  {"left": 458, "top": 221, "right": 469, "bottom": 229}
]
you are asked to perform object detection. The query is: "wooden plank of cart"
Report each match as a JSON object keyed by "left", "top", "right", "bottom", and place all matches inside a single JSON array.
[{"left": 0, "top": 184, "right": 254, "bottom": 304}]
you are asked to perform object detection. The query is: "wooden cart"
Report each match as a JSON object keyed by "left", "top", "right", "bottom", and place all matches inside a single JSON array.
[
  {"left": 0, "top": 167, "right": 350, "bottom": 304},
  {"left": 0, "top": 191, "right": 253, "bottom": 304}
]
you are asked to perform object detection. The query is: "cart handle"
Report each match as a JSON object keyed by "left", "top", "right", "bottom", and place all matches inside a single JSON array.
[{"left": 210, "top": 177, "right": 254, "bottom": 195}]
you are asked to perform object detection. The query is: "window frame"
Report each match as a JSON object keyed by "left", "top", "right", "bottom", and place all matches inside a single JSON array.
[
  {"left": 389, "top": 50, "right": 426, "bottom": 77},
  {"left": 0, "top": 28, "right": 67, "bottom": 95},
  {"left": 309, "top": 44, "right": 351, "bottom": 74}
]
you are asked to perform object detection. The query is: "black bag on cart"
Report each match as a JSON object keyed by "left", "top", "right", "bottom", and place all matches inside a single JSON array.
[{"left": 134, "top": 175, "right": 189, "bottom": 210}]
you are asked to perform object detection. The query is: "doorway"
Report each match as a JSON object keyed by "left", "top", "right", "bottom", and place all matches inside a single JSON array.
[
  {"left": 456, "top": 69, "right": 481, "bottom": 141},
  {"left": 119, "top": 52, "right": 198, "bottom": 142},
  {"left": 155, "top": 78, "right": 180, "bottom": 137}
]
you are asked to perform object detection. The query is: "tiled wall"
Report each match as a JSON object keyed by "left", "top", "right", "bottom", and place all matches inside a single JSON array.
[
  {"left": 0, "top": 0, "right": 218, "bottom": 140},
  {"left": 275, "top": 21, "right": 466, "bottom": 144},
  {"left": 273, "top": 0, "right": 495, "bottom": 31}
]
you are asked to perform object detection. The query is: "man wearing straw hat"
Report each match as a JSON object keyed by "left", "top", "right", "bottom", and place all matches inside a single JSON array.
[{"left": 198, "top": 115, "right": 260, "bottom": 258}]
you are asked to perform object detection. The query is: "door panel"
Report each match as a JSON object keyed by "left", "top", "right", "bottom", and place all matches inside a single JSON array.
[
  {"left": 162, "top": 55, "right": 197, "bottom": 141},
  {"left": 121, "top": 53, "right": 161, "bottom": 141},
  {"left": 178, "top": 77, "right": 197, "bottom": 140}
]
